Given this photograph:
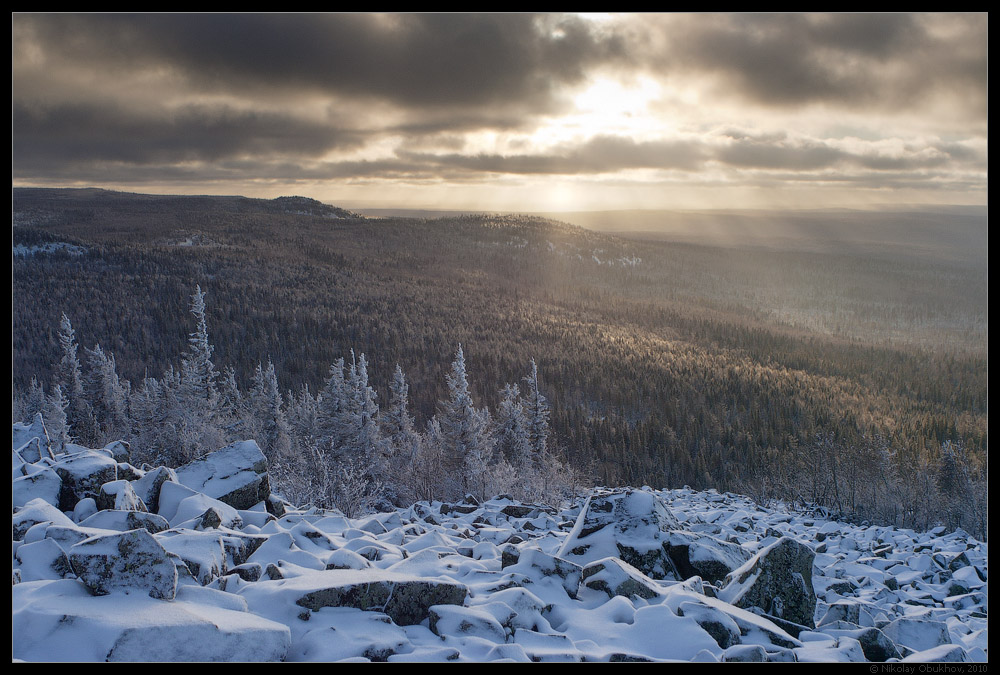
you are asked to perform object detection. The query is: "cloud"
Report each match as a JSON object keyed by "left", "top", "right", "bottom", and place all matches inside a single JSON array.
[
  {"left": 13, "top": 100, "right": 362, "bottom": 169},
  {"left": 14, "top": 13, "right": 628, "bottom": 111},
  {"left": 399, "top": 135, "right": 706, "bottom": 175},
  {"left": 646, "top": 13, "right": 986, "bottom": 116},
  {"left": 11, "top": 13, "right": 987, "bottom": 208}
]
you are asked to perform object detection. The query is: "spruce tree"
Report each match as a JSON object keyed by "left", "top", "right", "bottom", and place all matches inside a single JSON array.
[
  {"left": 84, "top": 344, "right": 130, "bottom": 443},
  {"left": 43, "top": 384, "right": 70, "bottom": 453},
  {"left": 180, "top": 285, "right": 219, "bottom": 409},
  {"left": 249, "top": 361, "right": 291, "bottom": 465},
  {"left": 495, "top": 382, "right": 531, "bottom": 467},
  {"left": 22, "top": 377, "right": 46, "bottom": 424},
  {"left": 524, "top": 359, "right": 551, "bottom": 460},
  {"left": 435, "top": 345, "right": 494, "bottom": 499},
  {"left": 55, "top": 314, "right": 96, "bottom": 446},
  {"left": 383, "top": 364, "right": 418, "bottom": 456}
]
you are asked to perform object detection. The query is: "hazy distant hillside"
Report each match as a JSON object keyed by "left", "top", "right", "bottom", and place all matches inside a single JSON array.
[
  {"left": 11, "top": 189, "right": 987, "bottom": 533},
  {"left": 539, "top": 207, "right": 989, "bottom": 266}
]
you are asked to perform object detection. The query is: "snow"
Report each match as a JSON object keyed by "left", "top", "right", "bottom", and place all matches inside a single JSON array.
[
  {"left": 12, "top": 242, "right": 87, "bottom": 257},
  {"left": 11, "top": 436, "right": 989, "bottom": 662}
]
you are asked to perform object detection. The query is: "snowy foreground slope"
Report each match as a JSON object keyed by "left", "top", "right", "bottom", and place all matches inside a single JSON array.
[{"left": 13, "top": 420, "right": 988, "bottom": 662}]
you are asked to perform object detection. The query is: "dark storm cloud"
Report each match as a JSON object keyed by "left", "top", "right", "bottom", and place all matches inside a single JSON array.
[
  {"left": 16, "top": 13, "right": 628, "bottom": 111},
  {"left": 659, "top": 13, "right": 987, "bottom": 113},
  {"left": 13, "top": 100, "right": 363, "bottom": 168}
]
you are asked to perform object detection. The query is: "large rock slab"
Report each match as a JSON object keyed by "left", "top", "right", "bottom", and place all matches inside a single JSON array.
[
  {"left": 12, "top": 580, "right": 290, "bottom": 662},
  {"left": 174, "top": 441, "right": 270, "bottom": 510},
  {"left": 69, "top": 528, "right": 177, "bottom": 600},
  {"left": 557, "top": 488, "right": 681, "bottom": 580},
  {"left": 239, "top": 569, "right": 468, "bottom": 626},
  {"left": 718, "top": 536, "right": 817, "bottom": 629}
]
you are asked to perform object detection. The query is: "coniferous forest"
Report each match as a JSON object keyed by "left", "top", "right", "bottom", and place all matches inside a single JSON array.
[{"left": 11, "top": 188, "right": 988, "bottom": 538}]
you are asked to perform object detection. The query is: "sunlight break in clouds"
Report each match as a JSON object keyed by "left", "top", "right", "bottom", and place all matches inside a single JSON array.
[{"left": 11, "top": 13, "right": 987, "bottom": 211}]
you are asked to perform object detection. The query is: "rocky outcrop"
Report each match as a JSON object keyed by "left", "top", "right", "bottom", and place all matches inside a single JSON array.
[{"left": 10, "top": 426, "right": 989, "bottom": 664}]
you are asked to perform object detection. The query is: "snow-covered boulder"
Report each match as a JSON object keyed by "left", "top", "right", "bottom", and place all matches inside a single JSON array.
[
  {"left": 13, "top": 497, "right": 77, "bottom": 540},
  {"left": 131, "top": 465, "right": 178, "bottom": 513},
  {"left": 676, "top": 601, "right": 742, "bottom": 649},
  {"left": 663, "top": 530, "right": 753, "bottom": 584},
  {"left": 54, "top": 450, "right": 119, "bottom": 510},
  {"left": 718, "top": 536, "right": 817, "bottom": 629},
  {"left": 80, "top": 509, "right": 170, "bottom": 535},
  {"left": 68, "top": 528, "right": 178, "bottom": 600},
  {"left": 505, "top": 546, "right": 583, "bottom": 599},
  {"left": 881, "top": 617, "right": 953, "bottom": 653},
  {"left": 174, "top": 440, "right": 270, "bottom": 510},
  {"left": 246, "top": 569, "right": 468, "bottom": 626},
  {"left": 95, "top": 479, "right": 148, "bottom": 512},
  {"left": 580, "top": 557, "right": 666, "bottom": 600},
  {"left": 429, "top": 604, "right": 508, "bottom": 642},
  {"left": 558, "top": 488, "right": 681, "bottom": 580},
  {"left": 16, "top": 436, "right": 54, "bottom": 465},
  {"left": 102, "top": 440, "right": 131, "bottom": 464},
  {"left": 815, "top": 626, "right": 901, "bottom": 662},
  {"left": 13, "top": 467, "right": 62, "bottom": 509},
  {"left": 900, "top": 644, "right": 969, "bottom": 663},
  {"left": 14, "top": 538, "right": 75, "bottom": 582}
]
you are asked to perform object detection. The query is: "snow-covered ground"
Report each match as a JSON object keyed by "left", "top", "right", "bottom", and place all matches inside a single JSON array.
[
  {"left": 12, "top": 242, "right": 87, "bottom": 257},
  {"left": 12, "top": 419, "right": 987, "bottom": 662}
]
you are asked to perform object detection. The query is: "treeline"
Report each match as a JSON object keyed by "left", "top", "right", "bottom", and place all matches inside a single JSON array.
[{"left": 13, "top": 288, "right": 586, "bottom": 515}]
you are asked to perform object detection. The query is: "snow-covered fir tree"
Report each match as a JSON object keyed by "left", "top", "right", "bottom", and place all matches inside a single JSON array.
[
  {"left": 43, "top": 383, "right": 70, "bottom": 453},
  {"left": 83, "top": 344, "right": 130, "bottom": 444},
  {"left": 316, "top": 357, "right": 347, "bottom": 456},
  {"left": 247, "top": 360, "right": 291, "bottom": 465},
  {"left": 434, "top": 345, "right": 497, "bottom": 500},
  {"left": 20, "top": 377, "right": 47, "bottom": 424},
  {"left": 524, "top": 358, "right": 550, "bottom": 460},
  {"left": 494, "top": 382, "right": 531, "bottom": 468},
  {"left": 54, "top": 313, "right": 95, "bottom": 446},
  {"left": 179, "top": 285, "right": 219, "bottom": 412}
]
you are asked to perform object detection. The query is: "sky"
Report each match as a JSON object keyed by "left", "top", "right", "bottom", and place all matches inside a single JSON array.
[{"left": 12, "top": 13, "right": 988, "bottom": 212}]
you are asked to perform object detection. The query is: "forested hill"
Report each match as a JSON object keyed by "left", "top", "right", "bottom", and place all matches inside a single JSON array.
[{"left": 11, "top": 188, "right": 987, "bottom": 537}]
